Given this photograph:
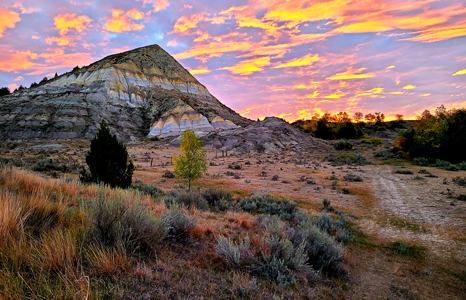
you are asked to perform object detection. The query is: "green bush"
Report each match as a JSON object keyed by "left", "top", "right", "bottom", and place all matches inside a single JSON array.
[
  {"left": 32, "top": 159, "right": 66, "bottom": 172},
  {"left": 88, "top": 193, "right": 167, "bottom": 253},
  {"left": 395, "top": 169, "right": 413, "bottom": 174},
  {"left": 131, "top": 183, "right": 164, "bottom": 198},
  {"left": 388, "top": 241, "right": 425, "bottom": 260},
  {"left": 239, "top": 194, "right": 298, "bottom": 220},
  {"left": 394, "top": 106, "right": 466, "bottom": 163},
  {"left": 374, "top": 150, "right": 400, "bottom": 160},
  {"left": 80, "top": 120, "right": 135, "bottom": 188},
  {"left": 334, "top": 139, "right": 353, "bottom": 150},
  {"left": 164, "top": 204, "right": 196, "bottom": 242},
  {"left": 359, "top": 137, "right": 382, "bottom": 144},
  {"left": 164, "top": 189, "right": 208, "bottom": 210},
  {"left": 202, "top": 187, "right": 233, "bottom": 207}
]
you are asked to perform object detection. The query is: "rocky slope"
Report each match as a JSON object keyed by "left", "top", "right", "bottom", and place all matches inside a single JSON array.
[{"left": 0, "top": 45, "right": 251, "bottom": 141}]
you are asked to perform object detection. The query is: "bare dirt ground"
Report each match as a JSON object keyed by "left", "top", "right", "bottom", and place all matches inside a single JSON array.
[{"left": 1, "top": 138, "right": 465, "bottom": 299}]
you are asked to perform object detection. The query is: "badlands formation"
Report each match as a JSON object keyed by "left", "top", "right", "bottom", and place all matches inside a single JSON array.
[{"left": 0, "top": 45, "right": 251, "bottom": 141}]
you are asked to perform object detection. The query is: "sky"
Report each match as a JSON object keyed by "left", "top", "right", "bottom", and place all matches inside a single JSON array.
[{"left": 1, "top": 0, "right": 466, "bottom": 122}]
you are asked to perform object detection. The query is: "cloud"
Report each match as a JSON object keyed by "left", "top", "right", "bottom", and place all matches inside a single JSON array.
[
  {"left": 274, "top": 54, "right": 322, "bottom": 68},
  {"left": 453, "top": 69, "right": 466, "bottom": 76},
  {"left": 0, "top": 9, "right": 21, "bottom": 37},
  {"left": 12, "top": 3, "right": 40, "bottom": 14},
  {"left": 172, "top": 13, "right": 205, "bottom": 34},
  {"left": 387, "top": 65, "right": 395, "bottom": 69},
  {"left": 189, "top": 68, "right": 210, "bottom": 75},
  {"left": 358, "top": 87, "right": 384, "bottom": 96},
  {"left": 104, "top": 9, "right": 145, "bottom": 33},
  {"left": 137, "top": 0, "right": 169, "bottom": 12},
  {"left": 220, "top": 57, "right": 271, "bottom": 75},
  {"left": 14, "top": 76, "right": 23, "bottom": 81},
  {"left": 45, "top": 35, "right": 75, "bottom": 46},
  {"left": 53, "top": 13, "right": 92, "bottom": 35},
  {"left": 403, "top": 85, "right": 416, "bottom": 89},
  {"left": 167, "top": 40, "right": 177, "bottom": 47},
  {"left": 0, "top": 50, "right": 39, "bottom": 72},
  {"left": 327, "top": 67, "right": 375, "bottom": 80}
]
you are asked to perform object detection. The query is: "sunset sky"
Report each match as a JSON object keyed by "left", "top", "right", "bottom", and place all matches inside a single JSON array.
[{"left": 1, "top": 0, "right": 466, "bottom": 121}]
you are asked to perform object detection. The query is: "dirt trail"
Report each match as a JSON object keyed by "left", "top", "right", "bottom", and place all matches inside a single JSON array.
[
  {"left": 371, "top": 165, "right": 466, "bottom": 228},
  {"left": 367, "top": 164, "right": 466, "bottom": 258}
]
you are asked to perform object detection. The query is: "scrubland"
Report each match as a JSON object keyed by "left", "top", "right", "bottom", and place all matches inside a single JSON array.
[{"left": 0, "top": 137, "right": 465, "bottom": 299}]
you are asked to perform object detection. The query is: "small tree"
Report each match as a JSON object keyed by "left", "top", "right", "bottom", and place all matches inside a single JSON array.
[
  {"left": 0, "top": 87, "right": 10, "bottom": 97},
  {"left": 80, "top": 120, "right": 135, "bottom": 188},
  {"left": 354, "top": 112, "right": 363, "bottom": 123},
  {"left": 173, "top": 129, "right": 207, "bottom": 190},
  {"left": 395, "top": 114, "right": 404, "bottom": 122}
]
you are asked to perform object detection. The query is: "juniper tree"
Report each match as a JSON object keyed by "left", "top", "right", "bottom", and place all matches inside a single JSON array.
[
  {"left": 173, "top": 129, "right": 207, "bottom": 190},
  {"left": 80, "top": 120, "right": 135, "bottom": 188}
]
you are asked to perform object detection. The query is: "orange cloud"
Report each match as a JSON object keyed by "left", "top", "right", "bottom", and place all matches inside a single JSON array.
[
  {"left": 274, "top": 54, "right": 322, "bottom": 68},
  {"left": 0, "top": 9, "right": 21, "bottom": 37},
  {"left": 173, "top": 41, "right": 254, "bottom": 61},
  {"left": 14, "top": 76, "right": 23, "bottom": 81},
  {"left": 45, "top": 36, "right": 75, "bottom": 46},
  {"left": 0, "top": 50, "right": 39, "bottom": 72},
  {"left": 453, "top": 69, "right": 466, "bottom": 76},
  {"left": 334, "top": 21, "right": 394, "bottom": 33},
  {"left": 53, "top": 13, "right": 92, "bottom": 35},
  {"left": 104, "top": 9, "right": 145, "bottom": 33},
  {"left": 190, "top": 68, "right": 210, "bottom": 75},
  {"left": 172, "top": 13, "right": 205, "bottom": 34},
  {"left": 327, "top": 67, "right": 375, "bottom": 80},
  {"left": 167, "top": 40, "right": 177, "bottom": 47},
  {"left": 402, "top": 25, "right": 466, "bottom": 43},
  {"left": 137, "top": 0, "right": 169, "bottom": 12},
  {"left": 387, "top": 65, "right": 395, "bottom": 69},
  {"left": 358, "top": 87, "right": 384, "bottom": 96},
  {"left": 403, "top": 85, "right": 416, "bottom": 89},
  {"left": 220, "top": 57, "right": 271, "bottom": 75},
  {"left": 193, "top": 31, "right": 211, "bottom": 42},
  {"left": 8, "top": 83, "right": 18, "bottom": 90},
  {"left": 12, "top": 3, "right": 39, "bottom": 14}
]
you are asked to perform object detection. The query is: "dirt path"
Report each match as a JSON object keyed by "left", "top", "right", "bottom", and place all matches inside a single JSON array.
[{"left": 371, "top": 165, "right": 466, "bottom": 228}]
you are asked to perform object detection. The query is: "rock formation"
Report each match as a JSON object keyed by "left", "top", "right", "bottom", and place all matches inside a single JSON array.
[{"left": 0, "top": 44, "right": 251, "bottom": 141}]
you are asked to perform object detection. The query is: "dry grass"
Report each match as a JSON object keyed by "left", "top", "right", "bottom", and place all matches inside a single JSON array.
[{"left": 0, "top": 162, "right": 465, "bottom": 299}]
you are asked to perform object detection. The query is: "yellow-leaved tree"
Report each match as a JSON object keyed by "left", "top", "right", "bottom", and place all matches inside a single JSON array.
[{"left": 173, "top": 129, "right": 208, "bottom": 190}]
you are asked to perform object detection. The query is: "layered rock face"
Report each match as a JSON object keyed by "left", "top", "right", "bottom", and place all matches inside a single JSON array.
[{"left": 0, "top": 44, "right": 250, "bottom": 141}]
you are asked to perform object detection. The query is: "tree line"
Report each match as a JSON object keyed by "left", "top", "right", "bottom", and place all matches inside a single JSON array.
[{"left": 293, "top": 111, "right": 404, "bottom": 140}]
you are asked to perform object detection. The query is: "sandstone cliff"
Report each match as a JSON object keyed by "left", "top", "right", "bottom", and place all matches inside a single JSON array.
[{"left": 0, "top": 44, "right": 251, "bottom": 141}]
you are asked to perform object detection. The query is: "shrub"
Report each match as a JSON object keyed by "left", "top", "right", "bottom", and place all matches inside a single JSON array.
[
  {"left": 395, "top": 169, "right": 413, "bottom": 174},
  {"left": 457, "top": 161, "right": 466, "bottom": 170},
  {"left": 334, "top": 139, "right": 353, "bottom": 150},
  {"left": 388, "top": 241, "right": 425, "bottom": 260},
  {"left": 452, "top": 177, "right": 466, "bottom": 186},
  {"left": 162, "top": 170, "right": 175, "bottom": 178},
  {"left": 88, "top": 193, "right": 167, "bottom": 253},
  {"left": 216, "top": 217, "right": 309, "bottom": 285},
  {"left": 171, "top": 189, "right": 208, "bottom": 210},
  {"left": 202, "top": 187, "right": 233, "bottom": 207},
  {"left": 80, "top": 120, "right": 135, "bottom": 188},
  {"left": 343, "top": 174, "right": 363, "bottom": 182},
  {"left": 131, "top": 183, "right": 164, "bottom": 198},
  {"left": 359, "top": 137, "right": 382, "bottom": 144},
  {"left": 393, "top": 106, "right": 466, "bottom": 163},
  {"left": 239, "top": 194, "right": 298, "bottom": 220},
  {"left": 164, "top": 205, "right": 196, "bottom": 242},
  {"left": 32, "top": 159, "right": 66, "bottom": 172},
  {"left": 374, "top": 150, "right": 400, "bottom": 160}
]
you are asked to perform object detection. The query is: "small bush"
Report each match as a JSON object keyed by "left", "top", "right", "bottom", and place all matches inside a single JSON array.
[
  {"left": 202, "top": 187, "right": 233, "bottom": 207},
  {"left": 343, "top": 174, "right": 363, "bottom": 182},
  {"left": 164, "top": 189, "right": 208, "bottom": 210},
  {"left": 131, "top": 183, "right": 164, "bottom": 198},
  {"left": 334, "top": 139, "right": 353, "bottom": 150},
  {"left": 88, "top": 193, "right": 167, "bottom": 253},
  {"left": 457, "top": 194, "right": 466, "bottom": 201},
  {"left": 162, "top": 170, "right": 175, "bottom": 178},
  {"left": 239, "top": 194, "right": 298, "bottom": 220},
  {"left": 164, "top": 205, "right": 196, "bottom": 242},
  {"left": 457, "top": 161, "right": 466, "bottom": 170},
  {"left": 395, "top": 169, "right": 413, "bottom": 174},
  {"left": 453, "top": 177, "right": 466, "bottom": 186},
  {"left": 32, "top": 159, "right": 66, "bottom": 172},
  {"left": 359, "top": 137, "right": 382, "bottom": 144},
  {"left": 388, "top": 241, "right": 425, "bottom": 260},
  {"left": 374, "top": 150, "right": 400, "bottom": 160}
]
